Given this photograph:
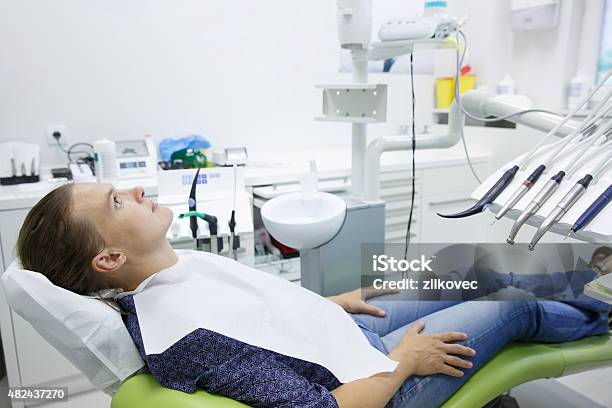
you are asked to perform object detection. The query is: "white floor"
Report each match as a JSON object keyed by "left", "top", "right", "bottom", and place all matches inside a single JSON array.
[
  {"left": 513, "top": 377, "right": 609, "bottom": 408},
  {"left": 555, "top": 366, "right": 612, "bottom": 407}
]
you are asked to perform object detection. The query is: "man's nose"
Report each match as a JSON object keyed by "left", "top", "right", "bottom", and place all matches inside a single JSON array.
[{"left": 132, "top": 186, "right": 145, "bottom": 203}]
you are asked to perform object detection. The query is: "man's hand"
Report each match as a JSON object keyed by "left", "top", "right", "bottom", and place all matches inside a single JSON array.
[
  {"left": 328, "top": 287, "right": 399, "bottom": 317},
  {"left": 389, "top": 321, "right": 475, "bottom": 378}
]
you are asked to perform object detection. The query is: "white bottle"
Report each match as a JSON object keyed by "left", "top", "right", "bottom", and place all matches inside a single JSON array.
[
  {"left": 568, "top": 70, "right": 592, "bottom": 110},
  {"left": 424, "top": 0, "right": 448, "bottom": 16},
  {"left": 93, "top": 138, "right": 118, "bottom": 182},
  {"left": 497, "top": 73, "right": 516, "bottom": 95}
]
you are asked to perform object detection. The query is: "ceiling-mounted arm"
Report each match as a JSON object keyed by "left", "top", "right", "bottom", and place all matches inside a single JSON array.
[
  {"left": 364, "top": 100, "right": 463, "bottom": 201},
  {"left": 363, "top": 91, "right": 582, "bottom": 202},
  {"left": 460, "top": 91, "right": 580, "bottom": 136}
]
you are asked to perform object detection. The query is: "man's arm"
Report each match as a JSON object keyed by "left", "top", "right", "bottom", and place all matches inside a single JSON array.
[
  {"left": 331, "top": 357, "right": 414, "bottom": 408},
  {"left": 328, "top": 287, "right": 398, "bottom": 316},
  {"left": 333, "top": 322, "right": 474, "bottom": 408}
]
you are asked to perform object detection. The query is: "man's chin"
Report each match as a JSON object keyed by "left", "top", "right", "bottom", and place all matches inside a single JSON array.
[{"left": 160, "top": 208, "right": 175, "bottom": 232}]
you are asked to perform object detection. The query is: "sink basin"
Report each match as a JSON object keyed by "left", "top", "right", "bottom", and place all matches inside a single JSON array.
[{"left": 261, "top": 192, "right": 346, "bottom": 249}]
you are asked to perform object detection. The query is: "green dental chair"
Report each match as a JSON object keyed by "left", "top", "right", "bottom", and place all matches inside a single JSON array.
[{"left": 111, "top": 333, "right": 612, "bottom": 408}]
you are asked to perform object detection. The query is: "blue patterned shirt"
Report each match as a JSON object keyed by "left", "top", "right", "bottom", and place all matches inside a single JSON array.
[{"left": 118, "top": 295, "right": 341, "bottom": 407}]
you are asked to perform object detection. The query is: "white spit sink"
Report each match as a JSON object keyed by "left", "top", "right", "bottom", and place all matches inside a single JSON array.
[{"left": 261, "top": 192, "right": 346, "bottom": 250}]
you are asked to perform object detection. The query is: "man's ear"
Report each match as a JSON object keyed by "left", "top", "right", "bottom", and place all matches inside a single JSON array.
[{"left": 92, "top": 249, "right": 127, "bottom": 274}]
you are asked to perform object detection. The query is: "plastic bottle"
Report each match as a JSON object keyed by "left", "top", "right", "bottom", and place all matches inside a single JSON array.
[
  {"left": 93, "top": 138, "right": 118, "bottom": 182},
  {"left": 568, "top": 70, "right": 592, "bottom": 110},
  {"left": 497, "top": 73, "right": 516, "bottom": 95},
  {"left": 424, "top": 1, "right": 448, "bottom": 15}
]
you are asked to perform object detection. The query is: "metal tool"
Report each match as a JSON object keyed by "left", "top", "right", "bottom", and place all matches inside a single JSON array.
[
  {"left": 506, "top": 171, "right": 565, "bottom": 245},
  {"left": 497, "top": 121, "right": 603, "bottom": 226},
  {"left": 494, "top": 164, "right": 546, "bottom": 223},
  {"left": 528, "top": 174, "right": 593, "bottom": 251}
]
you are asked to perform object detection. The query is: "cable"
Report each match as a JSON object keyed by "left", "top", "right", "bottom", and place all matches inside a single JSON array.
[
  {"left": 451, "top": 30, "right": 565, "bottom": 184},
  {"left": 404, "top": 52, "right": 417, "bottom": 259},
  {"left": 565, "top": 119, "right": 612, "bottom": 176},
  {"left": 67, "top": 142, "right": 94, "bottom": 163},
  {"left": 54, "top": 137, "right": 94, "bottom": 163},
  {"left": 455, "top": 30, "right": 562, "bottom": 122},
  {"left": 454, "top": 31, "right": 482, "bottom": 183}
]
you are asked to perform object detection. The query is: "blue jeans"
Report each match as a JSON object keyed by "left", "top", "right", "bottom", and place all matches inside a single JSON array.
[{"left": 351, "top": 276, "right": 610, "bottom": 407}]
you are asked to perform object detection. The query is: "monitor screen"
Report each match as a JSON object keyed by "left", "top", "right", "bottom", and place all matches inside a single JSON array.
[{"left": 116, "top": 140, "right": 148, "bottom": 158}]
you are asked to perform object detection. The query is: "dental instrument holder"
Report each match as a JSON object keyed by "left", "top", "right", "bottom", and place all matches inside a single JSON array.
[
  {"left": 178, "top": 211, "right": 219, "bottom": 252},
  {"left": 186, "top": 168, "right": 221, "bottom": 252},
  {"left": 0, "top": 142, "right": 41, "bottom": 185},
  {"left": 157, "top": 167, "right": 254, "bottom": 262},
  {"left": 474, "top": 146, "right": 612, "bottom": 243}
]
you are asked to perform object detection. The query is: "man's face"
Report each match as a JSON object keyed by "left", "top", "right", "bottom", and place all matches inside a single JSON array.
[
  {"left": 591, "top": 248, "right": 612, "bottom": 276},
  {"left": 71, "top": 183, "right": 173, "bottom": 254}
]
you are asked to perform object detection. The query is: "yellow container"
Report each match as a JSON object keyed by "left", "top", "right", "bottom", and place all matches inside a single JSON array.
[{"left": 435, "top": 75, "right": 476, "bottom": 109}]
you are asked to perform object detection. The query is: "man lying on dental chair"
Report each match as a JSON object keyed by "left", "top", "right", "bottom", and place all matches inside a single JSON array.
[{"left": 14, "top": 183, "right": 610, "bottom": 408}]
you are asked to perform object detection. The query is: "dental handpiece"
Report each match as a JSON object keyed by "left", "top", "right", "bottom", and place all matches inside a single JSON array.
[
  {"left": 506, "top": 170, "right": 565, "bottom": 245},
  {"left": 188, "top": 168, "right": 201, "bottom": 241},
  {"left": 439, "top": 72, "right": 612, "bottom": 221},
  {"left": 568, "top": 184, "right": 612, "bottom": 237},
  {"left": 498, "top": 106, "right": 611, "bottom": 225},
  {"left": 228, "top": 210, "right": 238, "bottom": 260},
  {"left": 495, "top": 165, "right": 546, "bottom": 222},
  {"left": 438, "top": 165, "right": 519, "bottom": 218},
  {"left": 528, "top": 174, "right": 593, "bottom": 251}
]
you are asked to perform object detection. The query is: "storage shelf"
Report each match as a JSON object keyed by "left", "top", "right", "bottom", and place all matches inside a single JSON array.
[
  {"left": 315, "top": 83, "right": 379, "bottom": 90},
  {"left": 370, "top": 38, "right": 445, "bottom": 49},
  {"left": 314, "top": 116, "right": 377, "bottom": 124}
]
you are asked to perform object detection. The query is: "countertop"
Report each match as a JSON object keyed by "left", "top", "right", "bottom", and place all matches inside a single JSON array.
[{"left": 0, "top": 142, "right": 489, "bottom": 211}]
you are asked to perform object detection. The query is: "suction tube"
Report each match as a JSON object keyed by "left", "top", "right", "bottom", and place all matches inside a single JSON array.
[{"left": 437, "top": 165, "right": 519, "bottom": 218}]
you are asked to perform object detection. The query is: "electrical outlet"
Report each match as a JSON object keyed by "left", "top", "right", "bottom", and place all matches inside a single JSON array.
[{"left": 46, "top": 125, "right": 69, "bottom": 147}]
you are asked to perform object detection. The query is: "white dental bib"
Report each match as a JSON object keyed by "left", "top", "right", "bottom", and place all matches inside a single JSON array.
[{"left": 118, "top": 250, "right": 397, "bottom": 383}]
